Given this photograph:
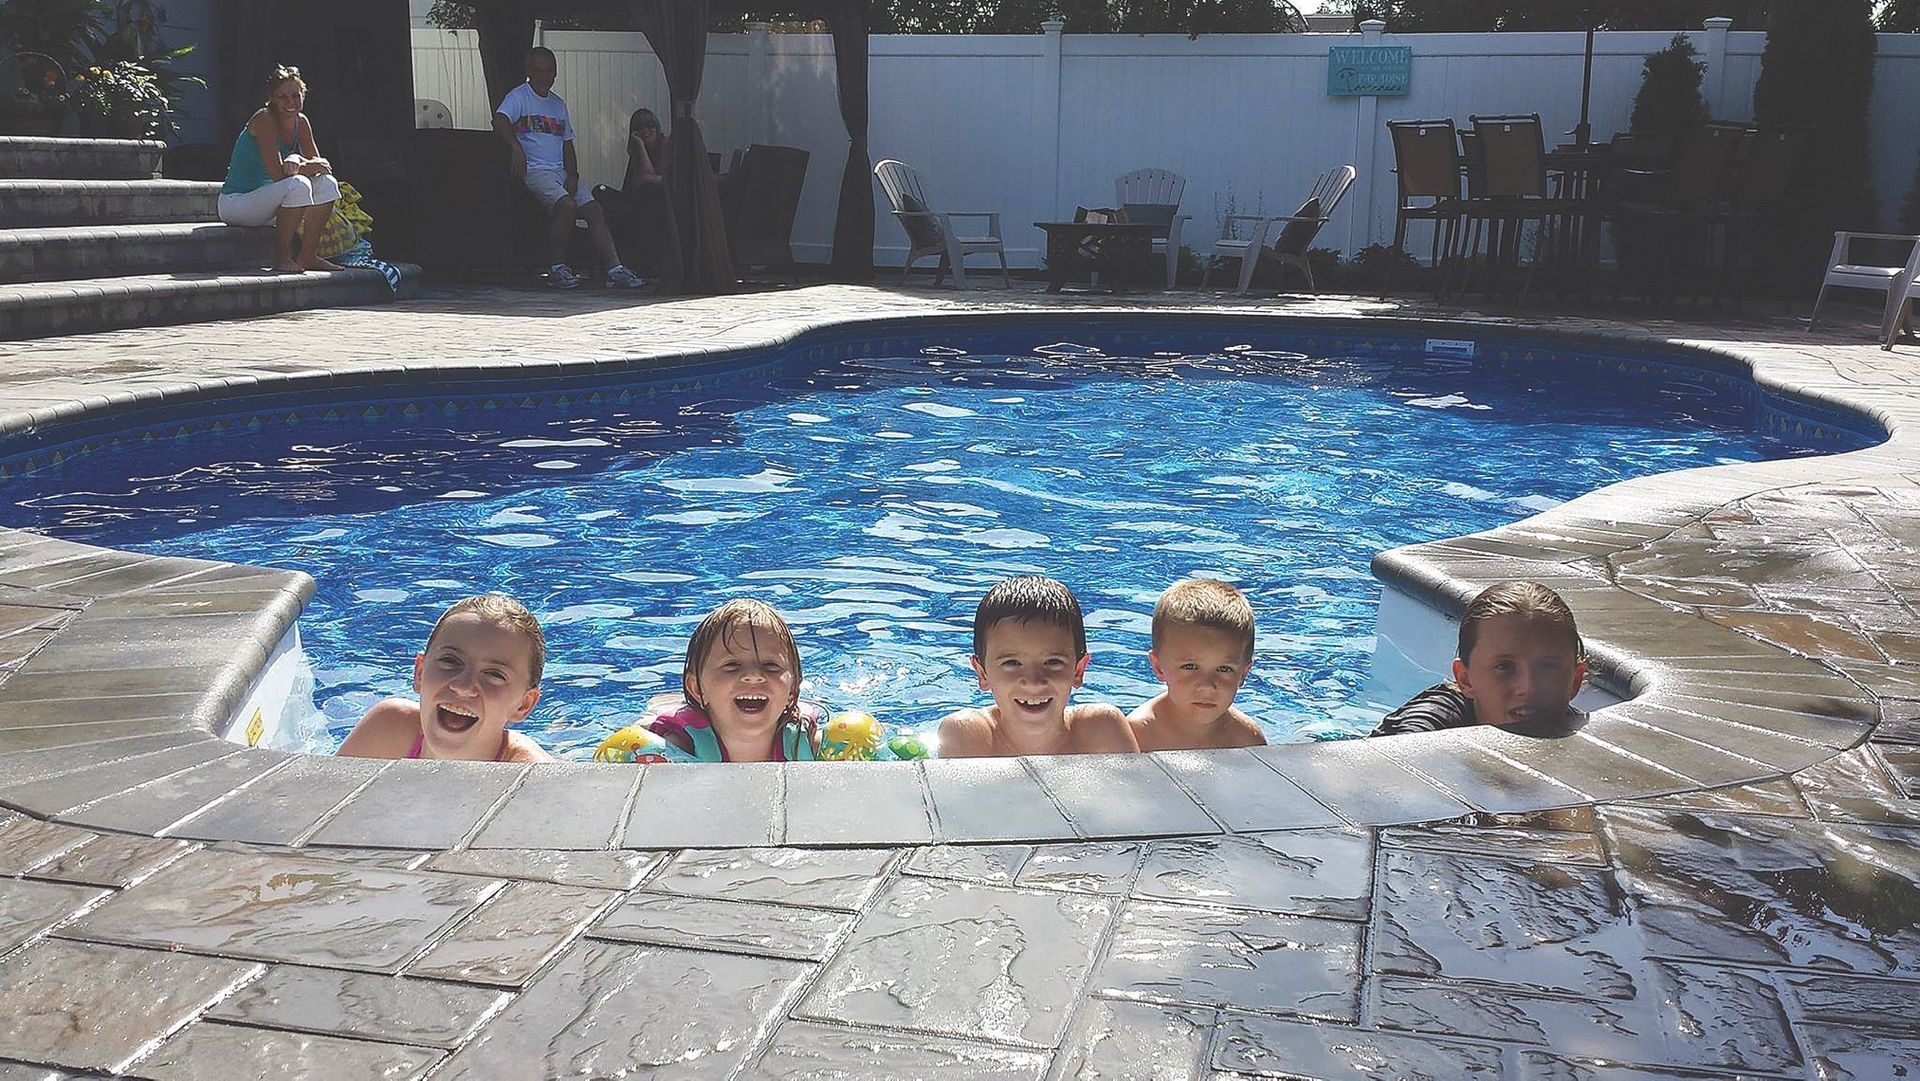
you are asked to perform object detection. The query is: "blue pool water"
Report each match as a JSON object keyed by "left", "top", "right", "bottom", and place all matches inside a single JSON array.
[{"left": 2, "top": 328, "right": 1868, "bottom": 758}]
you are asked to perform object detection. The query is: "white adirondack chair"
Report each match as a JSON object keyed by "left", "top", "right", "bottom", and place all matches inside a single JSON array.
[
  {"left": 1810, "top": 232, "right": 1920, "bottom": 340},
  {"left": 1114, "top": 168, "right": 1189, "bottom": 289},
  {"left": 1886, "top": 252, "right": 1920, "bottom": 350},
  {"left": 1202, "top": 164, "right": 1357, "bottom": 295},
  {"left": 873, "top": 159, "right": 1011, "bottom": 288}
]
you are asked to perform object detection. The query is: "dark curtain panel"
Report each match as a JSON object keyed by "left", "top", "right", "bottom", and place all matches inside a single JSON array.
[
  {"left": 826, "top": 0, "right": 875, "bottom": 280},
  {"left": 473, "top": 1, "right": 538, "bottom": 109},
  {"left": 632, "top": 0, "right": 735, "bottom": 292}
]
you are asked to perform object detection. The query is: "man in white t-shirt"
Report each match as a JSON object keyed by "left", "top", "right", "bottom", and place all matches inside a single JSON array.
[{"left": 492, "top": 47, "right": 647, "bottom": 289}]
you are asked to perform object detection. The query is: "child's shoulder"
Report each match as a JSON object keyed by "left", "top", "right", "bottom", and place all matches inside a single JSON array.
[
  {"left": 336, "top": 697, "right": 419, "bottom": 758},
  {"left": 936, "top": 706, "right": 996, "bottom": 757},
  {"left": 502, "top": 730, "right": 555, "bottom": 763},
  {"left": 1066, "top": 702, "right": 1139, "bottom": 753},
  {"left": 1220, "top": 708, "right": 1268, "bottom": 748}
]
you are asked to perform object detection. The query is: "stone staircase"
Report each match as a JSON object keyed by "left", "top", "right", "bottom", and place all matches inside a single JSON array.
[{"left": 0, "top": 136, "right": 417, "bottom": 340}]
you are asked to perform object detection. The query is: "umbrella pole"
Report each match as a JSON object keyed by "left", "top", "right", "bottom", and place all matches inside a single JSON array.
[{"left": 1574, "top": 17, "right": 1595, "bottom": 146}]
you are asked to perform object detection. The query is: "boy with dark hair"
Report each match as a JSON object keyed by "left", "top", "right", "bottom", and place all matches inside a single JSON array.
[
  {"left": 939, "top": 575, "right": 1137, "bottom": 757},
  {"left": 1130, "top": 578, "right": 1267, "bottom": 751},
  {"left": 1370, "top": 580, "right": 1587, "bottom": 737}
]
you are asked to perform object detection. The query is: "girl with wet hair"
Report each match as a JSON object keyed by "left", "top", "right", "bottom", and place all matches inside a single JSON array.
[{"left": 642, "top": 599, "right": 823, "bottom": 761}]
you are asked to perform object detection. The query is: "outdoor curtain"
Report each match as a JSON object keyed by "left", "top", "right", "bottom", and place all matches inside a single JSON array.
[
  {"left": 633, "top": 0, "right": 735, "bottom": 292},
  {"left": 826, "top": 0, "right": 874, "bottom": 279}
]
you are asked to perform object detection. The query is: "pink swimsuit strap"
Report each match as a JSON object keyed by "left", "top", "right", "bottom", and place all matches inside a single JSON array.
[{"left": 406, "top": 732, "right": 507, "bottom": 762}]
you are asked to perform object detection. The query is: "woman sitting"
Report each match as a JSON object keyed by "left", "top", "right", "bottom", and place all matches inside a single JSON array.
[
  {"left": 593, "top": 107, "right": 675, "bottom": 280},
  {"left": 217, "top": 64, "right": 342, "bottom": 274}
]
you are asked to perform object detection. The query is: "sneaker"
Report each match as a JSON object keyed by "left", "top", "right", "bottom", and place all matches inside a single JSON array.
[
  {"left": 547, "top": 263, "right": 582, "bottom": 289},
  {"left": 605, "top": 264, "right": 648, "bottom": 289}
]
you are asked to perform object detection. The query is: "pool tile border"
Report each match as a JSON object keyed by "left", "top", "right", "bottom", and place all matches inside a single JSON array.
[{"left": 0, "top": 296, "right": 1903, "bottom": 850}]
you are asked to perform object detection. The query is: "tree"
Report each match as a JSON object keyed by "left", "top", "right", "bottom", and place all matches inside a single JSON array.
[
  {"left": 1752, "top": 0, "right": 1878, "bottom": 288},
  {"left": 1629, "top": 33, "right": 1706, "bottom": 132},
  {"left": 1881, "top": 0, "right": 1920, "bottom": 30}
]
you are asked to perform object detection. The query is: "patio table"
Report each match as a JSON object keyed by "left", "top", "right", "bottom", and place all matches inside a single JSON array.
[{"left": 1034, "top": 221, "right": 1161, "bottom": 294}]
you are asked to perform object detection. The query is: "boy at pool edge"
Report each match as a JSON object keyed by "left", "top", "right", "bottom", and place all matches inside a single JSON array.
[
  {"left": 1369, "top": 580, "right": 1587, "bottom": 738},
  {"left": 1129, "top": 578, "right": 1268, "bottom": 751},
  {"left": 939, "top": 575, "right": 1138, "bottom": 757},
  {"left": 339, "top": 594, "right": 555, "bottom": 763}
]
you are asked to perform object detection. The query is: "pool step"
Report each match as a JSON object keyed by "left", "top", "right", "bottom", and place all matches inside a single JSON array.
[
  {"left": 0, "top": 179, "right": 221, "bottom": 228},
  {"left": 0, "top": 264, "right": 423, "bottom": 341},
  {"left": 0, "top": 136, "right": 165, "bottom": 180},
  {"left": 0, "top": 223, "right": 275, "bottom": 284}
]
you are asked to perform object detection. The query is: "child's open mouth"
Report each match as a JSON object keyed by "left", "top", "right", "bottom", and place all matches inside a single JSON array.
[
  {"left": 436, "top": 703, "right": 480, "bottom": 734},
  {"left": 734, "top": 693, "right": 771, "bottom": 716},
  {"left": 1013, "top": 696, "right": 1053, "bottom": 714}
]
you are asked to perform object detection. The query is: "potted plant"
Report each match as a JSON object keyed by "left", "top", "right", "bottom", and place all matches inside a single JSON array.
[{"left": 68, "top": 58, "right": 164, "bottom": 138}]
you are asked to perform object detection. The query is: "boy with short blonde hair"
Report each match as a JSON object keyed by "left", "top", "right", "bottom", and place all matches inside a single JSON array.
[
  {"left": 938, "top": 576, "right": 1138, "bottom": 758},
  {"left": 340, "top": 594, "right": 554, "bottom": 762},
  {"left": 1129, "top": 579, "right": 1267, "bottom": 751}
]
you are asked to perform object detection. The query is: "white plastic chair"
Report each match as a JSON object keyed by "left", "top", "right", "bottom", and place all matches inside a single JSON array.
[
  {"left": 1203, "top": 164, "right": 1357, "bottom": 295},
  {"left": 1809, "top": 231, "right": 1920, "bottom": 342},
  {"left": 415, "top": 98, "right": 454, "bottom": 129},
  {"left": 1114, "top": 168, "right": 1189, "bottom": 289},
  {"left": 872, "top": 158, "right": 1011, "bottom": 288},
  {"left": 1886, "top": 257, "right": 1920, "bottom": 351}
]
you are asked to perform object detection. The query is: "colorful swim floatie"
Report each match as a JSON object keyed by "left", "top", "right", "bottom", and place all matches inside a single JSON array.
[
  {"left": 593, "top": 723, "right": 677, "bottom": 764},
  {"left": 821, "top": 709, "right": 935, "bottom": 761},
  {"left": 641, "top": 699, "right": 823, "bottom": 762}
]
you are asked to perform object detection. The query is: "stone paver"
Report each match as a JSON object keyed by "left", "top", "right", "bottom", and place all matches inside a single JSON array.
[{"left": 0, "top": 285, "right": 1916, "bottom": 1076}]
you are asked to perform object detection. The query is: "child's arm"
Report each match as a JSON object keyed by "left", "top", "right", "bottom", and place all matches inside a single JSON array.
[
  {"left": 936, "top": 708, "right": 996, "bottom": 758},
  {"left": 1125, "top": 695, "right": 1164, "bottom": 750},
  {"left": 1067, "top": 704, "right": 1140, "bottom": 754},
  {"left": 337, "top": 697, "right": 420, "bottom": 758}
]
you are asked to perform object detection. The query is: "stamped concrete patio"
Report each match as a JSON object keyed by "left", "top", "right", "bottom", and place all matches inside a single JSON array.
[{"left": 0, "top": 282, "right": 1915, "bottom": 1079}]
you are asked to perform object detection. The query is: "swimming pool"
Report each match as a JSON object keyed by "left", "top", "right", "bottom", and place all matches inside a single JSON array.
[{"left": 0, "top": 319, "right": 1874, "bottom": 758}]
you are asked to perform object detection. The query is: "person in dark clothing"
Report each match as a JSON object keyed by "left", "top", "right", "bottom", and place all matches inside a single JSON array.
[{"left": 1371, "top": 580, "right": 1586, "bottom": 738}]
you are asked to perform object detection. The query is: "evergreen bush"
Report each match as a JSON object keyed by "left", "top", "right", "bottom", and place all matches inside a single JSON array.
[
  {"left": 1628, "top": 33, "right": 1707, "bottom": 133},
  {"left": 1751, "top": 0, "right": 1878, "bottom": 292}
]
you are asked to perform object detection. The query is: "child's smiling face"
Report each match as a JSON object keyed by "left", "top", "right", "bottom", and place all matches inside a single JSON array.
[
  {"left": 971, "top": 618, "right": 1089, "bottom": 727},
  {"left": 1453, "top": 613, "right": 1586, "bottom": 726},
  {"left": 687, "top": 625, "right": 797, "bottom": 757},
  {"left": 1149, "top": 624, "right": 1251, "bottom": 722},
  {"left": 412, "top": 611, "right": 540, "bottom": 760}
]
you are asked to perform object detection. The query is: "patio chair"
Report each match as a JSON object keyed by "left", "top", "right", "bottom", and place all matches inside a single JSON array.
[
  {"left": 722, "top": 144, "right": 810, "bottom": 272},
  {"left": 873, "top": 158, "right": 1011, "bottom": 288},
  {"left": 1885, "top": 267, "right": 1919, "bottom": 351},
  {"left": 1114, "top": 168, "right": 1189, "bottom": 289},
  {"left": 1383, "top": 119, "right": 1463, "bottom": 297},
  {"left": 1808, "top": 231, "right": 1920, "bottom": 342},
  {"left": 1703, "top": 125, "right": 1811, "bottom": 303},
  {"left": 1201, "top": 164, "right": 1357, "bottom": 295},
  {"left": 1607, "top": 120, "right": 1746, "bottom": 301},
  {"left": 1448, "top": 114, "right": 1576, "bottom": 302}
]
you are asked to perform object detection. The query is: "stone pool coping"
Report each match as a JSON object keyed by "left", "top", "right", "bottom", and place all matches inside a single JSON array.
[{"left": 0, "top": 288, "right": 1912, "bottom": 852}]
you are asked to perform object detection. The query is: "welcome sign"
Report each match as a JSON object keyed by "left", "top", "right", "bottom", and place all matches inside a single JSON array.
[{"left": 1328, "top": 45, "right": 1412, "bottom": 96}]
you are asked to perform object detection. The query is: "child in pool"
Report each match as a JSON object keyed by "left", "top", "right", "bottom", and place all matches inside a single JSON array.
[
  {"left": 642, "top": 598, "right": 822, "bottom": 762},
  {"left": 1370, "top": 580, "right": 1588, "bottom": 737},
  {"left": 339, "top": 594, "right": 554, "bottom": 762},
  {"left": 1129, "top": 579, "right": 1267, "bottom": 751},
  {"left": 939, "top": 575, "right": 1138, "bottom": 758}
]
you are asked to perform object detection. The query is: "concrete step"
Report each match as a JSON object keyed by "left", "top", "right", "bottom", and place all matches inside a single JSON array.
[
  {"left": 0, "top": 264, "right": 422, "bottom": 341},
  {"left": 0, "top": 223, "right": 274, "bottom": 284},
  {"left": 0, "top": 179, "right": 221, "bottom": 228},
  {"left": 0, "top": 136, "right": 165, "bottom": 179}
]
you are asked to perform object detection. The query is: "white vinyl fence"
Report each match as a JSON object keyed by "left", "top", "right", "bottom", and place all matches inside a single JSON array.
[{"left": 413, "top": 23, "right": 1920, "bottom": 269}]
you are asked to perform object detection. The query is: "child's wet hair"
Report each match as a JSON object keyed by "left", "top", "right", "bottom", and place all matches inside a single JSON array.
[
  {"left": 972, "top": 576, "right": 1087, "bottom": 659},
  {"left": 684, "top": 599, "right": 805, "bottom": 721},
  {"left": 429, "top": 594, "right": 545, "bottom": 685},
  {"left": 1152, "top": 579, "right": 1255, "bottom": 659},
  {"left": 1458, "top": 581, "right": 1583, "bottom": 663}
]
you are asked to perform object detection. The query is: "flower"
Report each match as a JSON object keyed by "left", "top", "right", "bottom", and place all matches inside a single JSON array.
[{"left": 68, "top": 60, "right": 169, "bottom": 138}]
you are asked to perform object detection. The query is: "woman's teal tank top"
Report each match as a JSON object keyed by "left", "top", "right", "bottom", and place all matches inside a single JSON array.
[{"left": 222, "top": 121, "right": 297, "bottom": 195}]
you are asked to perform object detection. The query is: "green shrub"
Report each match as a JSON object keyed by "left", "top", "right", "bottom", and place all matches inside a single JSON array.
[{"left": 1629, "top": 34, "right": 1707, "bottom": 133}]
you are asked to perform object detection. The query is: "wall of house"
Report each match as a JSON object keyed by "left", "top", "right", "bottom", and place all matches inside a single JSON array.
[{"left": 411, "top": 24, "right": 1920, "bottom": 267}]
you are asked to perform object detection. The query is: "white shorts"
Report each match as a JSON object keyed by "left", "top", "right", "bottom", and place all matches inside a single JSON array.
[
  {"left": 216, "top": 173, "right": 340, "bottom": 227},
  {"left": 523, "top": 169, "right": 594, "bottom": 210}
]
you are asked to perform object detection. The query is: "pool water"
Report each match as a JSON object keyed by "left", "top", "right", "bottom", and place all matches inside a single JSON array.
[{"left": 4, "top": 336, "right": 1861, "bottom": 758}]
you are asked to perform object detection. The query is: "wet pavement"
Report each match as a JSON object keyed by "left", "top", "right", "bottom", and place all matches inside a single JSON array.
[{"left": 0, "top": 282, "right": 1914, "bottom": 1077}]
